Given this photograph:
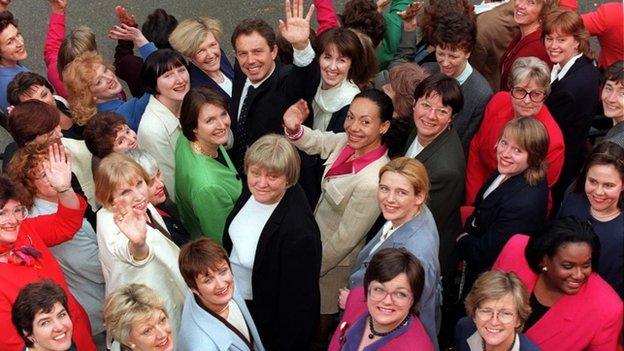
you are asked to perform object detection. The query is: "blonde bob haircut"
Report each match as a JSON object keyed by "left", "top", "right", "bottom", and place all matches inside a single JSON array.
[
  {"left": 379, "top": 157, "right": 430, "bottom": 203},
  {"left": 465, "top": 270, "right": 531, "bottom": 332},
  {"left": 103, "top": 284, "right": 168, "bottom": 351},
  {"left": 63, "top": 51, "right": 113, "bottom": 126},
  {"left": 508, "top": 56, "right": 552, "bottom": 95},
  {"left": 94, "top": 153, "right": 150, "bottom": 209},
  {"left": 169, "top": 17, "right": 223, "bottom": 58},
  {"left": 57, "top": 26, "right": 98, "bottom": 75},
  {"left": 499, "top": 117, "right": 549, "bottom": 186},
  {"left": 244, "top": 134, "right": 300, "bottom": 187},
  {"left": 542, "top": 9, "right": 593, "bottom": 60}
]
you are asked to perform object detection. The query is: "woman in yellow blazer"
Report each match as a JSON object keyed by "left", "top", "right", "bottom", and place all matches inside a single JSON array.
[{"left": 283, "top": 89, "right": 392, "bottom": 344}]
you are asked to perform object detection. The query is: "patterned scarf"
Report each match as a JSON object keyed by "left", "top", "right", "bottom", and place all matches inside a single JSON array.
[{"left": 0, "top": 241, "right": 42, "bottom": 268}]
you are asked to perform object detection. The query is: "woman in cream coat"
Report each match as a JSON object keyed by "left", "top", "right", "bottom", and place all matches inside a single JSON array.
[
  {"left": 283, "top": 89, "right": 392, "bottom": 341},
  {"left": 95, "top": 153, "right": 186, "bottom": 335}
]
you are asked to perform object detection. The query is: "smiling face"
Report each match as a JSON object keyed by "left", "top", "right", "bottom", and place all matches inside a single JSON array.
[
  {"left": 191, "top": 32, "right": 222, "bottom": 75},
  {"left": 19, "top": 85, "right": 56, "bottom": 106},
  {"left": 496, "top": 135, "right": 529, "bottom": 177},
  {"left": 474, "top": 294, "right": 520, "bottom": 349},
  {"left": 435, "top": 46, "right": 470, "bottom": 78},
  {"left": 542, "top": 242, "right": 592, "bottom": 295},
  {"left": 247, "top": 164, "right": 288, "bottom": 205},
  {"left": 344, "top": 97, "right": 390, "bottom": 156},
  {"left": 0, "top": 199, "right": 26, "bottom": 245},
  {"left": 235, "top": 31, "right": 278, "bottom": 84},
  {"left": 192, "top": 260, "right": 234, "bottom": 313},
  {"left": 28, "top": 301, "right": 73, "bottom": 351},
  {"left": 601, "top": 80, "right": 624, "bottom": 123},
  {"left": 112, "top": 124, "right": 138, "bottom": 154},
  {"left": 111, "top": 177, "right": 149, "bottom": 215},
  {"left": 378, "top": 171, "right": 425, "bottom": 228},
  {"left": 413, "top": 92, "right": 453, "bottom": 146},
  {"left": 585, "top": 164, "right": 623, "bottom": 216},
  {"left": 89, "top": 64, "right": 123, "bottom": 102},
  {"left": 156, "top": 65, "right": 190, "bottom": 102},
  {"left": 320, "top": 44, "right": 352, "bottom": 89},
  {"left": 544, "top": 31, "right": 579, "bottom": 67},
  {"left": 0, "top": 24, "right": 27, "bottom": 65},
  {"left": 126, "top": 309, "right": 173, "bottom": 351},
  {"left": 511, "top": 79, "right": 546, "bottom": 118},
  {"left": 367, "top": 273, "right": 413, "bottom": 330},
  {"left": 147, "top": 171, "right": 167, "bottom": 206},
  {"left": 194, "top": 103, "right": 231, "bottom": 151},
  {"left": 513, "top": 0, "right": 542, "bottom": 28}
]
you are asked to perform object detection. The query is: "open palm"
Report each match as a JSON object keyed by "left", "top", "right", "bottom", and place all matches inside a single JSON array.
[
  {"left": 278, "top": 0, "right": 315, "bottom": 49},
  {"left": 43, "top": 143, "right": 72, "bottom": 191}
]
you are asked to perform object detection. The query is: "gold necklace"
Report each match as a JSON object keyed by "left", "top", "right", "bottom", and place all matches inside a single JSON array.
[{"left": 191, "top": 141, "right": 218, "bottom": 158}]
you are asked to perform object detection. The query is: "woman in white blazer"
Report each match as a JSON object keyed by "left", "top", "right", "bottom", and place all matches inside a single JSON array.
[
  {"left": 95, "top": 153, "right": 186, "bottom": 336},
  {"left": 283, "top": 89, "right": 392, "bottom": 342}
]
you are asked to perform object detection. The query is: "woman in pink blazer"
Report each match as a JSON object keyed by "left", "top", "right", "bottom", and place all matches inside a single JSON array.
[{"left": 492, "top": 217, "right": 623, "bottom": 351}]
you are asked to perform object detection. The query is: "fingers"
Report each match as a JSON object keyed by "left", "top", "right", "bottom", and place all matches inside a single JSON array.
[
  {"left": 284, "top": 0, "right": 292, "bottom": 20},
  {"left": 297, "top": 0, "right": 303, "bottom": 19},
  {"left": 305, "top": 4, "right": 315, "bottom": 22}
]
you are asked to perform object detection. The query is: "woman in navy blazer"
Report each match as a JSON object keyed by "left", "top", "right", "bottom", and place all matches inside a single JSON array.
[
  {"left": 457, "top": 117, "right": 549, "bottom": 297},
  {"left": 169, "top": 17, "right": 235, "bottom": 103},
  {"left": 543, "top": 9, "right": 601, "bottom": 211}
]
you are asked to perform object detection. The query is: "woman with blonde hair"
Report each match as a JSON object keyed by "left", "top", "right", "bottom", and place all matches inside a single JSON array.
[
  {"left": 103, "top": 284, "right": 174, "bottom": 351},
  {"left": 456, "top": 270, "right": 538, "bottom": 351},
  {"left": 94, "top": 153, "right": 186, "bottom": 336},
  {"left": 543, "top": 9, "right": 601, "bottom": 211},
  {"left": 169, "top": 16, "right": 234, "bottom": 101}
]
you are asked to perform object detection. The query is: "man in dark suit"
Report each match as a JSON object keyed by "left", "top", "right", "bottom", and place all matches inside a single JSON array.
[{"left": 229, "top": 0, "right": 320, "bottom": 172}]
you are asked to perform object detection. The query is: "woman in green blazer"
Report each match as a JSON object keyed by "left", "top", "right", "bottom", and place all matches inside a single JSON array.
[{"left": 175, "top": 87, "right": 242, "bottom": 242}]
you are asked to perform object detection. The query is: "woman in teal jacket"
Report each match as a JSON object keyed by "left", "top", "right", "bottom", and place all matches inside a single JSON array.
[{"left": 175, "top": 87, "right": 241, "bottom": 242}]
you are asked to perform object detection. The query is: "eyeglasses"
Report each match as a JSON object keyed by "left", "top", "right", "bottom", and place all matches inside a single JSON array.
[
  {"left": 475, "top": 308, "right": 516, "bottom": 324},
  {"left": 510, "top": 87, "right": 547, "bottom": 102},
  {"left": 368, "top": 286, "right": 413, "bottom": 307},
  {"left": 414, "top": 100, "right": 452, "bottom": 119},
  {"left": 0, "top": 205, "right": 28, "bottom": 223}
]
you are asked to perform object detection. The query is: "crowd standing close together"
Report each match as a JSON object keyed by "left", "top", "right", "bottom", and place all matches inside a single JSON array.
[{"left": 0, "top": 0, "right": 622, "bottom": 350}]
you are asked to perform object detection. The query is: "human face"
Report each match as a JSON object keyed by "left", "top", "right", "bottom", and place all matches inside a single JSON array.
[
  {"left": 601, "top": 80, "right": 624, "bottom": 123},
  {"left": 344, "top": 97, "right": 390, "bottom": 156},
  {"left": 191, "top": 32, "right": 222, "bottom": 75},
  {"left": 510, "top": 79, "right": 546, "bottom": 118},
  {"left": 413, "top": 92, "right": 453, "bottom": 145},
  {"left": 192, "top": 260, "right": 234, "bottom": 313},
  {"left": 111, "top": 124, "right": 138, "bottom": 154},
  {"left": 0, "top": 199, "right": 27, "bottom": 245},
  {"left": 0, "top": 24, "right": 27, "bottom": 65},
  {"left": 435, "top": 46, "right": 470, "bottom": 78},
  {"left": 89, "top": 64, "right": 123, "bottom": 102},
  {"left": 147, "top": 172, "right": 167, "bottom": 206},
  {"left": 32, "top": 165, "right": 58, "bottom": 203},
  {"left": 585, "top": 164, "right": 623, "bottom": 216},
  {"left": 247, "top": 164, "right": 288, "bottom": 205},
  {"left": 111, "top": 177, "right": 149, "bottom": 215},
  {"left": 320, "top": 44, "right": 352, "bottom": 89},
  {"left": 19, "top": 85, "right": 56, "bottom": 106},
  {"left": 474, "top": 294, "right": 520, "bottom": 350},
  {"left": 126, "top": 309, "right": 173, "bottom": 351},
  {"left": 378, "top": 171, "right": 425, "bottom": 228},
  {"left": 513, "top": 0, "right": 542, "bottom": 27},
  {"left": 367, "top": 273, "right": 413, "bottom": 331},
  {"left": 194, "top": 103, "right": 231, "bottom": 151},
  {"left": 544, "top": 31, "right": 579, "bottom": 67},
  {"left": 542, "top": 242, "right": 592, "bottom": 295},
  {"left": 155, "top": 65, "right": 190, "bottom": 102},
  {"left": 28, "top": 302, "right": 73, "bottom": 351},
  {"left": 496, "top": 135, "right": 529, "bottom": 177},
  {"left": 235, "top": 31, "right": 278, "bottom": 84}
]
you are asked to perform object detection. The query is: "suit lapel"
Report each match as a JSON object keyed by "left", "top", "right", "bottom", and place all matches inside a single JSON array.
[{"left": 415, "top": 128, "right": 451, "bottom": 162}]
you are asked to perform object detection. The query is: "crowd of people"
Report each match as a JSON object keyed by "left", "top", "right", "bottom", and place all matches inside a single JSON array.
[{"left": 0, "top": 0, "right": 622, "bottom": 350}]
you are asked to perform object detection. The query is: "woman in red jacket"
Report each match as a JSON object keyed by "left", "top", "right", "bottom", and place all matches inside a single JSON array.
[{"left": 0, "top": 143, "right": 95, "bottom": 351}]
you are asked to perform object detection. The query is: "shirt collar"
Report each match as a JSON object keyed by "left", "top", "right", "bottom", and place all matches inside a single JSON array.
[
  {"left": 96, "top": 99, "right": 123, "bottom": 112},
  {"left": 147, "top": 95, "right": 181, "bottom": 135},
  {"left": 456, "top": 62, "right": 473, "bottom": 85},
  {"left": 344, "top": 144, "right": 388, "bottom": 173},
  {"left": 551, "top": 53, "right": 583, "bottom": 82}
]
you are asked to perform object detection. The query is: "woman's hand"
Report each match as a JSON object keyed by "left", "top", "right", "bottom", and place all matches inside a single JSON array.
[
  {"left": 49, "top": 0, "right": 68, "bottom": 14},
  {"left": 397, "top": 1, "right": 424, "bottom": 32},
  {"left": 43, "top": 143, "right": 72, "bottom": 193},
  {"left": 283, "top": 99, "right": 309, "bottom": 134},
  {"left": 114, "top": 5, "right": 138, "bottom": 27},
  {"left": 278, "top": 0, "right": 315, "bottom": 50},
  {"left": 108, "top": 23, "right": 148, "bottom": 48},
  {"left": 338, "top": 288, "right": 350, "bottom": 310},
  {"left": 113, "top": 199, "right": 148, "bottom": 246}
]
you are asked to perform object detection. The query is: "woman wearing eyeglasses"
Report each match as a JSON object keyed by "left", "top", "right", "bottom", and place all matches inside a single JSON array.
[
  {"left": 328, "top": 248, "right": 435, "bottom": 351},
  {"left": 455, "top": 270, "right": 539, "bottom": 351},
  {"left": 466, "top": 57, "right": 564, "bottom": 208},
  {"left": 0, "top": 143, "right": 96, "bottom": 351}
]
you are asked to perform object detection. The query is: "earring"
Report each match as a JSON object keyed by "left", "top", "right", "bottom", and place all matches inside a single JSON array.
[{"left": 541, "top": 266, "right": 548, "bottom": 272}]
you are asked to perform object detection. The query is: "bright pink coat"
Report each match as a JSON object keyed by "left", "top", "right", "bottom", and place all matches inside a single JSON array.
[{"left": 44, "top": 12, "right": 67, "bottom": 98}]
